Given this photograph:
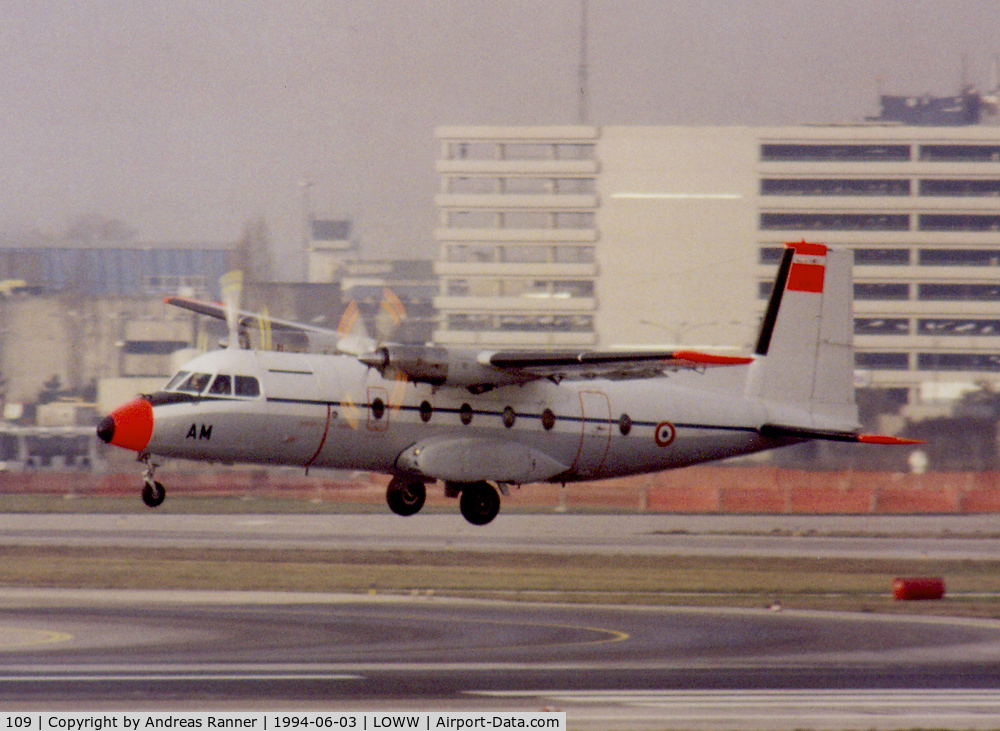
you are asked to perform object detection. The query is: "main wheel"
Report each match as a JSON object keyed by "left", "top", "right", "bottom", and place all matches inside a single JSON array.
[
  {"left": 141, "top": 480, "right": 166, "bottom": 508},
  {"left": 386, "top": 476, "right": 426, "bottom": 516},
  {"left": 458, "top": 481, "right": 500, "bottom": 526}
]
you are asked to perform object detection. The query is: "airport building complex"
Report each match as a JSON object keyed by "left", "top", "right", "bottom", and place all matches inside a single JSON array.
[{"left": 434, "top": 123, "right": 1000, "bottom": 412}]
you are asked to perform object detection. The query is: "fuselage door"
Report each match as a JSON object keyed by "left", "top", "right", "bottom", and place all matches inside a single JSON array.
[{"left": 574, "top": 390, "right": 611, "bottom": 476}]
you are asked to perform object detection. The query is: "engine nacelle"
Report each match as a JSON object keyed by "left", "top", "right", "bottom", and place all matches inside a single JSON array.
[{"left": 359, "top": 345, "right": 532, "bottom": 391}]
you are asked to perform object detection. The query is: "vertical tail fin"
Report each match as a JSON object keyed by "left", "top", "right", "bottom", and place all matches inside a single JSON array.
[{"left": 747, "top": 241, "right": 859, "bottom": 432}]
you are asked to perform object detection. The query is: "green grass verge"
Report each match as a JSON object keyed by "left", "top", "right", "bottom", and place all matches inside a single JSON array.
[{"left": 2, "top": 545, "right": 1000, "bottom": 618}]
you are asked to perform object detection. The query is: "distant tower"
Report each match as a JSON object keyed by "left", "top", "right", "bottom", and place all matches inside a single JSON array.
[{"left": 578, "top": 0, "right": 589, "bottom": 124}]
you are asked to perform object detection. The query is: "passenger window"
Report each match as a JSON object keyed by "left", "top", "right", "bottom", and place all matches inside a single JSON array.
[
  {"left": 165, "top": 371, "right": 190, "bottom": 391},
  {"left": 235, "top": 375, "right": 261, "bottom": 398},
  {"left": 208, "top": 375, "right": 232, "bottom": 396},
  {"left": 178, "top": 373, "right": 212, "bottom": 393}
]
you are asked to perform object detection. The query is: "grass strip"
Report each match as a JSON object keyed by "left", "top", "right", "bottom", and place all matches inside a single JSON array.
[{"left": 2, "top": 545, "right": 1000, "bottom": 618}]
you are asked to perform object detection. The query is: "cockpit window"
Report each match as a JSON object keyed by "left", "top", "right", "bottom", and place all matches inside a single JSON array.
[
  {"left": 165, "top": 371, "right": 190, "bottom": 391},
  {"left": 208, "top": 374, "right": 232, "bottom": 396},
  {"left": 235, "top": 375, "right": 261, "bottom": 398},
  {"left": 177, "top": 372, "right": 212, "bottom": 394}
]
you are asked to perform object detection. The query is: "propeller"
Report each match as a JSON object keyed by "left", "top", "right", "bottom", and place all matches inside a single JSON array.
[
  {"left": 374, "top": 287, "right": 407, "bottom": 342},
  {"left": 219, "top": 270, "right": 244, "bottom": 349}
]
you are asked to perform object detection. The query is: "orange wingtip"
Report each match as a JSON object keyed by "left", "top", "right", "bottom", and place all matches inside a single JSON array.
[
  {"left": 857, "top": 434, "right": 925, "bottom": 445},
  {"left": 674, "top": 350, "right": 754, "bottom": 366}
]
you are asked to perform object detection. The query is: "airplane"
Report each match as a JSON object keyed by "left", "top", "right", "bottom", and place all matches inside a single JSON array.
[{"left": 97, "top": 241, "right": 919, "bottom": 525}]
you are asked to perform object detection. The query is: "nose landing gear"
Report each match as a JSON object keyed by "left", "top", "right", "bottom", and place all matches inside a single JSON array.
[{"left": 140, "top": 457, "right": 165, "bottom": 508}]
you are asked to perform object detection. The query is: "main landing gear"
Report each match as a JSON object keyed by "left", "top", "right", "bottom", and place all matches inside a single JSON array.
[
  {"left": 385, "top": 477, "right": 501, "bottom": 525},
  {"left": 386, "top": 476, "right": 427, "bottom": 516},
  {"left": 456, "top": 481, "right": 501, "bottom": 526},
  {"left": 140, "top": 457, "right": 165, "bottom": 508}
]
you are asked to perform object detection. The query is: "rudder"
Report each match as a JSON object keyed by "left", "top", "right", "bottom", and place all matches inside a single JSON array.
[{"left": 747, "top": 241, "right": 859, "bottom": 432}]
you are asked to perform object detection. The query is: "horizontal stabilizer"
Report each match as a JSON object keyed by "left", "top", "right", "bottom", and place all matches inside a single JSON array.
[{"left": 761, "top": 424, "right": 924, "bottom": 445}]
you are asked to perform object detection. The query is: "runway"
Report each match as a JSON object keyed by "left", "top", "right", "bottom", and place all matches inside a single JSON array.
[
  {"left": 3, "top": 513, "right": 1000, "bottom": 728},
  {"left": 2, "top": 589, "right": 1000, "bottom": 727},
  {"left": 3, "top": 512, "right": 1000, "bottom": 559}
]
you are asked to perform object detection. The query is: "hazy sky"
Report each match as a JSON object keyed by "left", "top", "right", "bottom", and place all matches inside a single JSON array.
[{"left": 3, "top": 1, "right": 1000, "bottom": 278}]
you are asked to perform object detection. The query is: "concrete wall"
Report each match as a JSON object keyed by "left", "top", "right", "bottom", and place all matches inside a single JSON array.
[{"left": 5, "top": 466, "right": 999, "bottom": 514}]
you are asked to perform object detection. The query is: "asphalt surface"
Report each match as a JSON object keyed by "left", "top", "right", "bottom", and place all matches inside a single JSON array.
[
  {"left": 3, "top": 512, "right": 1000, "bottom": 559},
  {"left": 3, "top": 513, "right": 1000, "bottom": 728},
  {"left": 2, "top": 590, "right": 1000, "bottom": 728}
]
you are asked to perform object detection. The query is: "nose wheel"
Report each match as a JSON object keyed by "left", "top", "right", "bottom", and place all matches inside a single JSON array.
[
  {"left": 140, "top": 458, "right": 166, "bottom": 508},
  {"left": 141, "top": 480, "right": 166, "bottom": 508}
]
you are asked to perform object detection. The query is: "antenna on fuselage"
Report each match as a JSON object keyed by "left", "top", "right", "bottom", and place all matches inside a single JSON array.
[{"left": 219, "top": 270, "right": 244, "bottom": 350}]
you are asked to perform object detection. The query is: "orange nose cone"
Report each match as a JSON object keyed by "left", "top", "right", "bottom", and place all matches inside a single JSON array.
[{"left": 97, "top": 397, "right": 153, "bottom": 452}]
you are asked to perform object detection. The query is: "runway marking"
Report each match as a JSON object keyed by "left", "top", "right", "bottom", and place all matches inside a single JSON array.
[
  {"left": 0, "top": 627, "right": 73, "bottom": 650},
  {"left": 0, "top": 672, "right": 363, "bottom": 682},
  {"left": 470, "top": 689, "right": 1000, "bottom": 716},
  {"left": 267, "top": 608, "right": 631, "bottom": 652}
]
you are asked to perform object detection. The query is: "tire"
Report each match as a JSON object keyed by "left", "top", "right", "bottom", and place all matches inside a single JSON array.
[
  {"left": 459, "top": 481, "right": 500, "bottom": 526},
  {"left": 141, "top": 480, "right": 166, "bottom": 508},
  {"left": 386, "top": 477, "right": 426, "bottom": 516}
]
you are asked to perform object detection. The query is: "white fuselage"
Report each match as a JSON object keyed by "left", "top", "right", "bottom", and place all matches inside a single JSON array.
[{"left": 145, "top": 348, "right": 781, "bottom": 482}]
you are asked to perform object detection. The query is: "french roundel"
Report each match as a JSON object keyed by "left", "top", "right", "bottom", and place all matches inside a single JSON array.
[{"left": 654, "top": 421, "right": 676, "bottom": 447}]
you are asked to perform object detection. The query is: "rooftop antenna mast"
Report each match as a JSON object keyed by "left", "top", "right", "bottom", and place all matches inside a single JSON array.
[{"left": 578, "top": 0, "right": 589, "bottom": 124}]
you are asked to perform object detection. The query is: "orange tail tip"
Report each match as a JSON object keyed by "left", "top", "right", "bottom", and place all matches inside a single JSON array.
[{"left": 857, "top": 433, "right": 925, "bottom": 445}]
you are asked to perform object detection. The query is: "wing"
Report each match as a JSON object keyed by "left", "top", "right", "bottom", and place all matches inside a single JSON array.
[
  {"left": 167, "top": 296, "right": 753, "bottom": 388},
  {"left": 360, "top": 343, "right": 754, "bottom": 391},
  {"left": 486, "top": 348, "right": 752, "bottom": 381}
]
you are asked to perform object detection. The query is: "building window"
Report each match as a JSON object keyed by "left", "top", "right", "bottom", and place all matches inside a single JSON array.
[
  {"left": 760, "top": 144, "right": 910, "bottom": 162},
  {"left": 918, "top": 318, "right": 1000, "bottom": 336},
  {"left": 447, "top": 211, "right": 496, "bottom": 228},
  {"left": 760, "top": 213, "right": 909, "bottom": 231},
  {"left": 446, "top": 279, "right": 469, "bottom": 296},
  {"left": 446, "top": 244, "right": 497, "bottom": 262},
  {"left": 449, "top": 176, "right": 500, "bottom": 194},
  {"left": 919, "top": 214, "right": 1000, "bottom": 232},
  {"left": 918, "top": 353, "right": 1000, "bottom": 371},
  {"left": 759, "top": 247, "right": 784, "bottom": 264},
  {"left": 447, "top": 313, "right": 492, "bottom": 331},
  {"left": 919, "top": 145, "right": 1000, "bottom": 162},
  {"left": 553, "top": 212, "right": 595, "bottom": 229},
  {"left": 919, "top": 249, "right": 1000, "bottom": 266},
  {"left": 854, "top": 283, "right": 910, "bottom": 300},
  {"left": 501, "top": 143, "right": 555, "bottom": 160},
  {"left": 856, "top": 352, "right": 909, "bottom": 370},
  {"left": 500, "top": 245, "right": 550, "bottom": 263},
  {"left": 761, "top": 178, "right": 910, "bottom": 196},
  {"left": 497, "top": 314, "right": 594, "bottom": 332},
  {"left": 553, "top": 245, "right": 595, "bottom": 263},
  {"left": 503, "top": 211, "right": 553, "bottom": 229},
  {"left": 853, "top": 248, "right": 911, "bottom": 265},
  {"left": 919, "top": 179, "right": 1000, "bottom": 196},
  {"left": 918, "top": 283, "right": 1000, "bottom": 301},
  {"left": 446, "top": 141, "right": 497, "bottom": 160},
  {"left": 855, "top": 318, "right": 910, "bottom": 335},
  {"left": 554, "top": 144, "right": 595, "bottom": 160}
]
